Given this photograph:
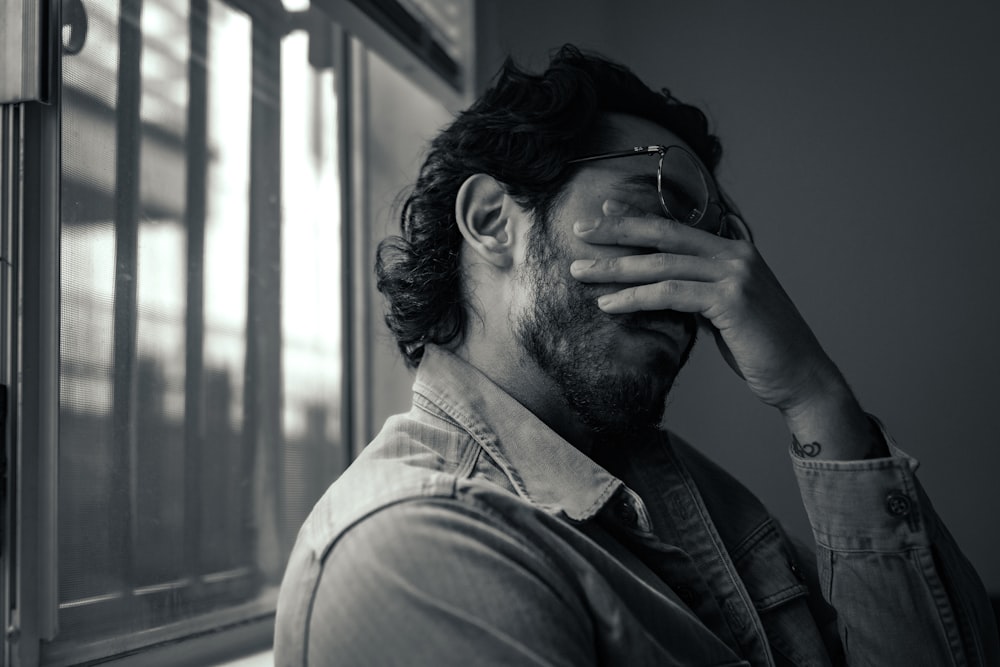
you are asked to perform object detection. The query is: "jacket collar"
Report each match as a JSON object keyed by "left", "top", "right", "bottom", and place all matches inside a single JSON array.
[{"left": 413, "top": 345, "right": 624, "bottom": 523}]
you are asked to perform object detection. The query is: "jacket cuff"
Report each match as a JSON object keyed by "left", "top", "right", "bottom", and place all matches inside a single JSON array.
[{"left": 790, "top": 416, "right": 931, "bottom": 551}]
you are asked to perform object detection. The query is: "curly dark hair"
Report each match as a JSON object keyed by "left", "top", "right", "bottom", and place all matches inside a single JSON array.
[{"left": 375, "top": 44, "right": 722, "bottom": 368}]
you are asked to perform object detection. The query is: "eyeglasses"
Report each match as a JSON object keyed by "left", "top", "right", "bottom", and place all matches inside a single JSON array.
[{"left": 566, "top": 145, "right": 733, "bottom": 236}]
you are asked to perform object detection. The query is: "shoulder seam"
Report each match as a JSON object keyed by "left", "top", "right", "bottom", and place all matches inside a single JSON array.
[{"left": 326, "top": 493, "right": 591, "bottom": 625}]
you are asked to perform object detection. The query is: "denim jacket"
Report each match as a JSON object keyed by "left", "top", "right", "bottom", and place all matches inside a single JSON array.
[{"left": 275, "top": 345, "right": 999, "bottom": 666}]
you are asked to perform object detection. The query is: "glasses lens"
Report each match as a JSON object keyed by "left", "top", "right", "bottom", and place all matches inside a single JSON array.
[{"left": 658, "top": 148, "right": 712, "bottom": 230}]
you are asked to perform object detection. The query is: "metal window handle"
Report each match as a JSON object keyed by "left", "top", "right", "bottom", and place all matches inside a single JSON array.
[{"left": 62, "top": 0, "right": 88, "bottom": 56}]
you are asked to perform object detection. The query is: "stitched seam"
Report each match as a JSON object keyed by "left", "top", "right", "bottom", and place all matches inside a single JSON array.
[
  {"left": 581, "top": 479, "right": 624, "bottom": 520},
  {"left": 809, "top": 535, "right": 928, "bottom": 554},
  {"left": 729, "top": 520, "right": 776, "bottom": 563},
  {"left": 754, "top": 582, "right": 809, "bottom": 610},
  {"left": 318, "top": 474, "right": 460, "bottom": 562},
  {"left": 419, "top": 492, "right": 595, "bottom": 631},
  {"left": 674, "top": 457, "right": 775, "bottom": 666},
  {"left": 915, "top": 548, "right": 967, "bottom": 666},
  {"left": 414, "top": 382, "right": 536, "bottom": 504},
  {"left": 454, "top": 432, "right": 481, "bottom": 479},
  {"left": 301, "top": 555, "right": 321, "bottom": 667}
]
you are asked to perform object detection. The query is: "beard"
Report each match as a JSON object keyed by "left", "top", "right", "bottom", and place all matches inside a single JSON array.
[{"left": 513, "top": 221, "right": 697, "bottom": 443}]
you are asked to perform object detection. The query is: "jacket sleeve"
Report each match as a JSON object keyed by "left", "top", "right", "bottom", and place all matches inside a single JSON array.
[
  {"left": 297, "top": 498, "right": 597, "bottom": 667},
  {"left": 791, "top": 418, "right": 1000, "bottom": 666}
]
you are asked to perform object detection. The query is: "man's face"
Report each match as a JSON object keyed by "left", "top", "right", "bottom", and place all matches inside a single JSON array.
[{"left": 514, "top": 114, "right": 700, "bottom": 440}]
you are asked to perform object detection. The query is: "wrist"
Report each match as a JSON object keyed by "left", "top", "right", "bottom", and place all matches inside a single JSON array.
[
  {"left": 780, "top": 373, "right": 887, "bottom": 461},
  {"left": 778, "top": 363, "right": 853, "bottom": 423}
]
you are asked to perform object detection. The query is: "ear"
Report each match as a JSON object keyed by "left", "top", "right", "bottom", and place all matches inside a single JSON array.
[{"left": 455, "top": 173, "right": 517, "bottom": 269}]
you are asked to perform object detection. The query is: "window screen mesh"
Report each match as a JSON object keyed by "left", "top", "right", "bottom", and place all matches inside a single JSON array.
[{"left": 57, "top": 0, "right": 345, "bottom": 646}]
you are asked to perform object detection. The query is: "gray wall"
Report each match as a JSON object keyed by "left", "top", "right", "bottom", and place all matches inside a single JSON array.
[{"left": 475, "top": 0, "right": 1000, "bottom": 590}]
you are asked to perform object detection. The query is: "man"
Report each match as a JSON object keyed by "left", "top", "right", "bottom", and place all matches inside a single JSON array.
[{"left": 275, "top": 46, "right": 999, "bottom": 665}]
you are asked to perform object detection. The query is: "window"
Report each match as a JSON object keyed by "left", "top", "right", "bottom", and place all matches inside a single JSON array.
[
  {"left": 363, "top": 45, "right": 456, "bottom": 432},
  {"left": 55, "top": 0, "right": 344, "bottom": 658},
  {"left": 1, "top": 0, "right": 471, "bottom": 664}
]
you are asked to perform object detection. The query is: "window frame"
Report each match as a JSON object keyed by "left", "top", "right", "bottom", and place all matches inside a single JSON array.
[{"left": 3, "top": 74, "right": 62, "bottom": 667}]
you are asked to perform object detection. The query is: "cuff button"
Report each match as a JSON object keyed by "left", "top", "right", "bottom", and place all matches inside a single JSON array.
[{"left": 886, "top": 492, "right": 912, "bottom": 517}]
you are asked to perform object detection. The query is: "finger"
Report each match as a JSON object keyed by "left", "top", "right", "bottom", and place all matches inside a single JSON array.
[
  {"left": 570, "top": 253, "right": 725, "bottom": 284},
  {"left": 602, "top": 199, "right": 658, "bottom": 218},
  {"left": 575, "top": 208, "right": 730, "bottom": 257},
  {"left": 596, "top": 280, "right": 717, "bottom": 314}
]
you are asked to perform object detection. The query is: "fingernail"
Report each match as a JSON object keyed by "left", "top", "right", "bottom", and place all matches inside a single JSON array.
[
  {"left": 570, "top": 259, "right": 596, "bottom": 274},
  {"left": 597, "top": 295, "right": 612, "bottom": 309},
  {"left": 574, "top": 220, "right": 597, "bottom": 234},
  {"left": 603, "top": 199, "right": 628, "bottom": 215}
]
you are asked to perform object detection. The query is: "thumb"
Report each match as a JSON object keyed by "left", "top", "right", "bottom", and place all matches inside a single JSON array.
[{"left": 700, "top": 315, "right": 745, "bottom": 379}]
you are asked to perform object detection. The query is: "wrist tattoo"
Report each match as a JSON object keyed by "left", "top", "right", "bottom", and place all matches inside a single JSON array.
[{"left": 791, "top": 437, "right": 822, "bottom": 458}]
